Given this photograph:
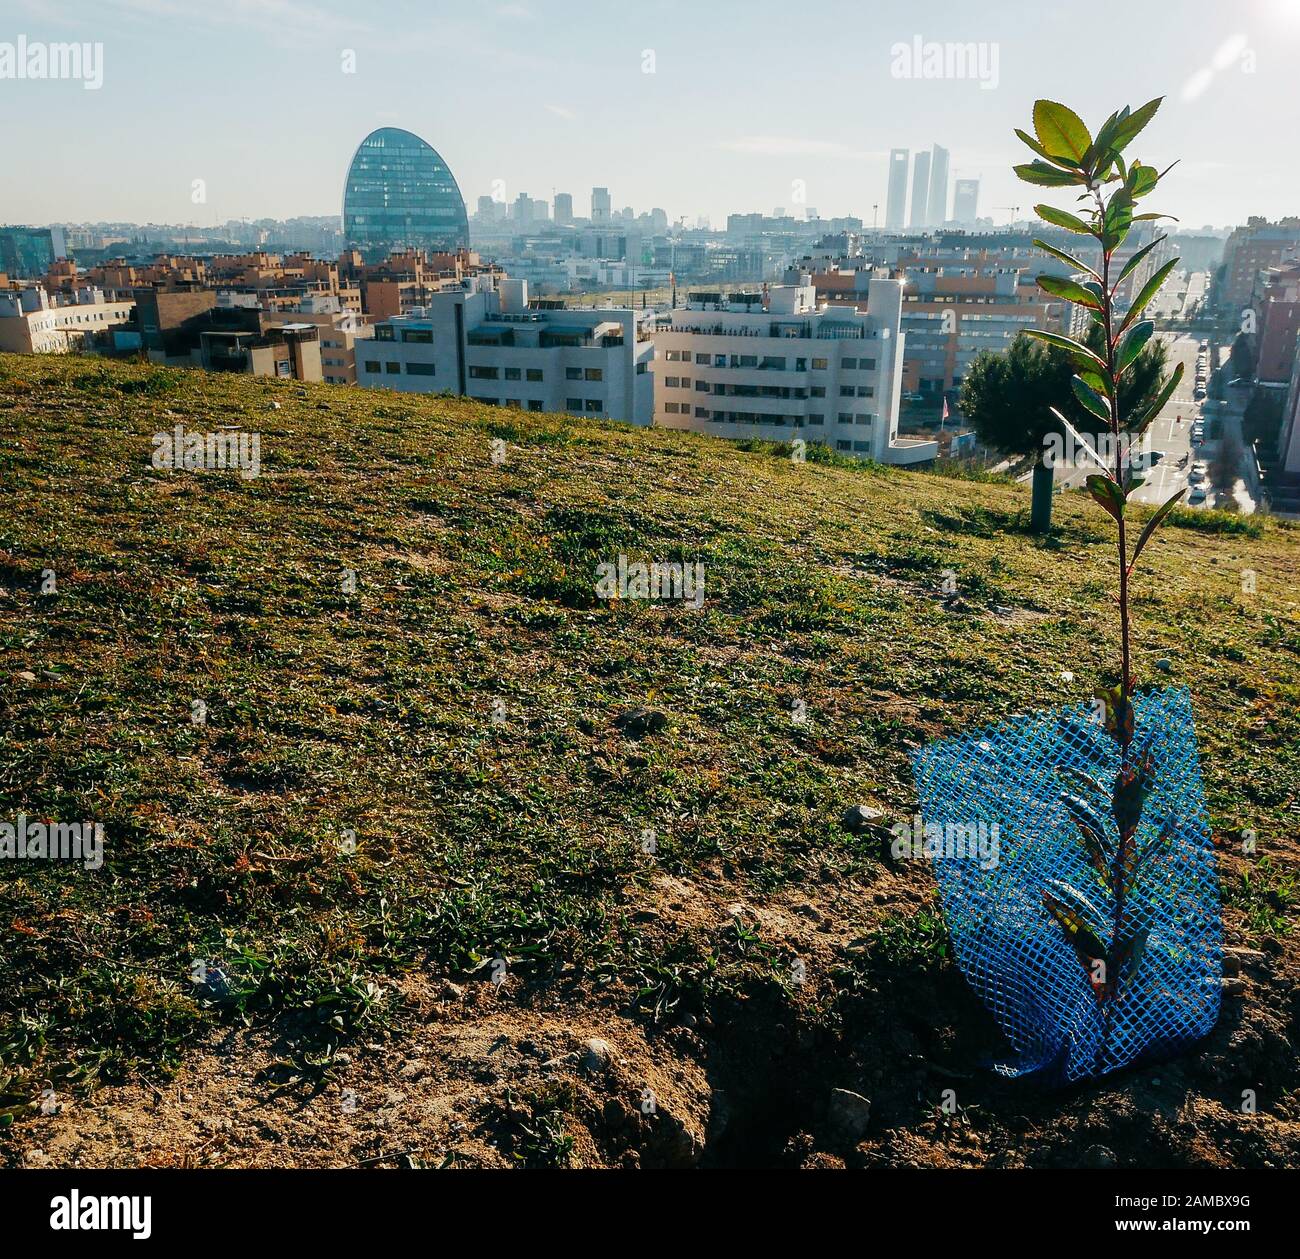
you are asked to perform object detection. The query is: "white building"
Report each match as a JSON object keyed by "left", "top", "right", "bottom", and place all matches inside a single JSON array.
[
  {"left": 357, "top": 276, "right": 654, "bottom": 425},
  {"left": 0, "top": 286, "right": 135, "bottom": 355},
  {"left": 651, "top": 277, "right": 936, "bottom": 464}
]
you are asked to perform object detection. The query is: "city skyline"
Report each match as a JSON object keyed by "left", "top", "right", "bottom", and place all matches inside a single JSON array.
[{"left": 4, "top": 0, "right": 1300, "bottom": 230}]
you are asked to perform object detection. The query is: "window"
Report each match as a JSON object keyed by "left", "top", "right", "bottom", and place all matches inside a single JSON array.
[
  {"left": 862, "top": 358, "right": 876, "bottom": 370},
  {"left": 838, "top": 413, "right": 853, "bottom": 423},
  {"left": 504, "top": 398, "right": 521, "bottom": 408},
  {"left": 843, "top": 357, "right": 857, "bottom": 369},
  {"left": 839, "top": 386, "right": 854, "bottom": 397},
  {"left": 810, "top": 385, "right": 826, "bottom": 398},
  {"left": 812, "top": 357, "right": 828, "bottom": 370},
  {"left": 526, "top": 368, "right": 544, "bottom": 382},
  {"left": 385, "top": 361, "right": 401, "bottom": 374},
  {"left": 406, "top": 362, "right": 436, "bottom": 376},
  {"left": 665, "top": 376, "right": 680, "bottom": 388},
  {"left": 471, "top": 397, "right": 499, "bottom": 405},
  {"left": 696, "top": 353, "right": 712, "bottom": 366},
  {"left": 695, "top": 407, "right": 709, "bottom": 418},
  {"left": 567, "top": 398, "right": 582, "bottom": 411},
  {"left": 795, "top": 358, "right": 807, "bottom": 371},
  {"left": 636, "top": 361, "right": 648, "bottom": 374},
  {"left": 680, "top": 351, "right": 693, "bottom": 362},
  {"left": 679, "top": 378, "right": 690, "bottom": 389},
  {"left": 585, "top": 367, "right": 603, "bottom": 381},
  {"left": 664, "top": 402, "right": 680, "bottom": 414},
  {"left": 856, "top": 385, "right": 874, "bottom": 398},
  {"left": 469, "top": 365, "right": 499, "bottom": 379},
  {"left": 375, "top": 326, "right": 395, "bottom": 341},
  {"left": 585, "top": 399, "right": 603, "bottom": 412},
  {"left": 855, "top": 415, "right": 871, "bottom": 425},
  {"left": 837, "top": 440, "right": 852, "bottom": 451},
  {"left": 528, "top": 400, "right": 543, "bottom": 411},
  {"left": 504, "top": 366, "right": 521, "bottom": 380},
  {"left": 808, "top": 414, "right": 824, "bottom": 425},
  {"left": 696, "top": 380, "right": 709, "bottom": 391},
  {"left": 401, "top": 328, "right": 432, "bottom": 343},
  {"left": 853, "top": 440, "right": 870, "bottom": 452},
  {"left": 566, "top": 366, "right": 582, "bottom": 379},
  {"left": 364, "top": 360, "right": 381, "bottom": 373}
]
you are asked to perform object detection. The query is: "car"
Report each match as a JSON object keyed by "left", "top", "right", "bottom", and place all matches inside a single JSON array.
[
  {"left": 1194, "top": 388, "right": 1206, "bottom": 401},
  {"left": 1199, "top": 340, "right": 1209, "bottom": 350},
  {"left": 1189, "top": 469, "right": 1206, "bottom": 485},
  {"left": 1188, "top": 487, "right": 1207, "bottom": 505}
]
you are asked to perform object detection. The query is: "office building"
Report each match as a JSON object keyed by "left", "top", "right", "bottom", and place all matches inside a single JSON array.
[
  {"left": 909, "top": 152, "right": 931, "bottom": 230},
  {"left": 342, "top": 127, "right": 470, "bottom": 258},
  {"left": 885, "top": 150, "right": 909, "bottom": 231},
  {"left": 927, "top": 145, "right": 950, "bottom": 227},
  {"left": 554, "top": 193, "right": 574, "bottom": 226},
  {"left": 357, "top": 275, "right": 653, "bottom": 425},
  {"left": 591, "top": 187, "right": 612, "bottom": 223},
  {"left": 953, "top": 179, "right": 980, "bottom": 224},
  {"left": 651, "top": 277, "right": 935, "bottom": 463},
  {"left": 0, "top": 227, "right": 62, "bottom": 279}
]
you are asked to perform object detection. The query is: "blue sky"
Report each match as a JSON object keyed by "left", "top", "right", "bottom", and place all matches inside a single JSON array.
[{"left": 3, "top": 0, "right": 1300, "bottom": 230}]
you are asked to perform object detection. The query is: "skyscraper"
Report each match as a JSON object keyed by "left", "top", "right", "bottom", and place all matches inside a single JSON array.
[
  {"left": 591, "top": 187, "right": 611, "bottom": 223},
  {"left": 342, "top": 127, "right": 469, "bottom": 257},
  {"left": 909, "top": 152, "right": 931, "bottom": 229},
  {"left": 554, "top": 192, "right": 574, "bottom": 225},
  {"left": 953, "top": 179, "right": 980, "bottom": 224},
  {"left": 927, "top": 145, "right": 950, "bottom": 227},
  {"left": 885, "top": 149, "right": 909, "bottom": 231}
]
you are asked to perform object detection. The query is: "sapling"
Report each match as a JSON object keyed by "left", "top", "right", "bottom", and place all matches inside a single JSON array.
[{"left": 1013, "top": 98, "right": 1191, "bottom": 1067}]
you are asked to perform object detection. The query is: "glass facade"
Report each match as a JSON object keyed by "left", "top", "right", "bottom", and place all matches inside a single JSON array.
[
  {"left": 0, "top": 228, "right": 57, "bottom": 279},
  {"left": 342, "top": 128, "right": 469, "bottom": 257}
]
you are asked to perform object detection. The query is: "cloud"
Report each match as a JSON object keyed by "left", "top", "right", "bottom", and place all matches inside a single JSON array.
[{"left": 545, "top": 104, "right": 577, "bottom": 121}]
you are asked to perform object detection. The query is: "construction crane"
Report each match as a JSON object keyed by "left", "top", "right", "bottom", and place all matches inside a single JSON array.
[{"left": 995, "top": 206, "right": 1021, "bottom": 225}]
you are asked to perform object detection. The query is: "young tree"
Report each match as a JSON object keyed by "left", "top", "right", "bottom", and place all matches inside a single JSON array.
[
  {"left": 959, "top": 324, "right": 1168, "bottom": 532},
  {"left": 1014, "top": 98, "right": 1189, "bottom": 1068}
]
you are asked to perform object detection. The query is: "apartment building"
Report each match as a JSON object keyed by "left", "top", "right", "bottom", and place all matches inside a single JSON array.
[
  {"left": 789, "top": 249, "right": 1060, "bottom": 400},
  {"left": 1252, "top": 262, "right": 1300, "bottom": 384},
  {"left": 357, "top": 276, "right": 653, "bottom": 425},
  {"left": 652, "top": 277, "right": 936, "bottom": 464},
  {"left": 0, "top": 285, "right": 135, "bottom": 354},
  {"left": 1220, "top": 218, "right": 1300, "bottom": 312},
  {"left": 199, "top": 316, "right": 323, "bottom": 381},
  {"left": 256, "top": 297, "right": 374, "bottom": 386}
]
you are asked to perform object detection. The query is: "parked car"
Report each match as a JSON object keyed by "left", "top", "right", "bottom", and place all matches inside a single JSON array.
[{"left": 1188, "top": 487, "right": 1207, "bottom": 505}]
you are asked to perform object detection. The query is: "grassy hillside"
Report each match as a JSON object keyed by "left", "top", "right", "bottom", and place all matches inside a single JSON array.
[{"left": 1, "top": 352, "right": 1297, "bottom": 1168}]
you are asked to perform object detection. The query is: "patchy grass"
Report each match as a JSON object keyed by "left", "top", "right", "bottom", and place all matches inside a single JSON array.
[{"left": 0, "top": 353, "right": 1297, "bottom": 1132}]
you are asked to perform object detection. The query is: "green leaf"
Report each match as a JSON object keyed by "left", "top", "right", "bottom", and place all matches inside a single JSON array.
[
  {"left": 1050, "top": 406, "right": 1107, "bottom": 471},
  {"left": 1117, "top": 235, "right": 1167, "bottom": 285},
  {"left": 1072, "top": 375, "right": 1111, "bottom": 423},
  {"left": 1032, "top": 237, "right": 1102, "bottom": 282},
  {"left": 1118, "top": 257, "right": 1179, "bottom": 334},
  {"left": 1094, "top": 682, "right": 1135, "bottom": 745},
  {"left": 1043, "top": 892, "right": 1110, "bottom": 970},
  {"left": 1128, "top": 163, "right": 1159, "bottom": 198},
  {"left": 1132, "top": 361, "right": 1185, "bottom": 434},
  {"left": 1086, "top": 473, "right": 1126, "bottom": 520},
  {"left": 1034, "top": 203, "right": 1095, "bottom": 234},
  {"left": 1117, "top": 320, "right": 1155, "bottom": 376},
  {"left": 1133, "top": 212, "right": 1179, "bottom": 222},
  {"left": 1033, "top": 100, "right": 1093, "bottom": 164},
  {"left": 1024, "top": 329, "right": 1109, "bottom": 374},
  {"left": 1103, "top": 188, "right": 1135, "bottom": 251},
  {"left": 1015, "top": 161, "right": 1087, "bottom": 188},
  {"left": 1015, "top": 127, "right": 1077, "bottom": 169},
  {"left": 1038, "top": 274, "right": 1102, "bottom": 308},
  {"left": 1046, "top": 880, "right": 1109, "bottom": 931},
  {"left": 1109, "top": 97, "right": 1163, "bottom": 155},
  {"left": 1129, "top": 488, "right": 1187, "bottom": 568}
]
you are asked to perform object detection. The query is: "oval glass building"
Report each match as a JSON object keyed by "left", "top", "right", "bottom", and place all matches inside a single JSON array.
[{"left": 342, "top": 127, "right": 469, "bottom": 257}]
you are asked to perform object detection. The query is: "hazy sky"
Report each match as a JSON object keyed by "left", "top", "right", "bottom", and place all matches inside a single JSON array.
[{"left": 4, "top": 0, "right": 1300, "bottom": 230}]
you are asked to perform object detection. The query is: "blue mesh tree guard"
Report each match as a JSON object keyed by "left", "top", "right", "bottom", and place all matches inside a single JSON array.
[{"left": 909, "top": 686, "right": 1221, "bottom": 1084}]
